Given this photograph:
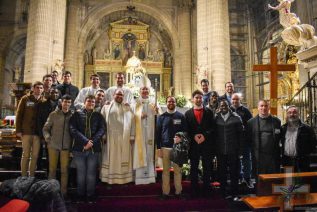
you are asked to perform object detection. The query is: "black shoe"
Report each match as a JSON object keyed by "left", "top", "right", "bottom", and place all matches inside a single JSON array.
[
  {"left": 159, "top": 194, "right": 169, "bottom": 200},
  {"left": 87, "top": 195, "right": 97, "bottom": 204},
  {"left": 74, "top": 195, "right": 85, "bottom": 204},
  {"left": 175, "top": 193, "right": 186, "bottom": 200}
]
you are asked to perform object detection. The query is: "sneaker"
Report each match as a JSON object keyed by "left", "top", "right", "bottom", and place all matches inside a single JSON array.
[
  {"left": 242, "top": 179, "right": 254, "bottom": 189},
  {"left": 233, "top": 196, "right": 242, "bottom": 202}
]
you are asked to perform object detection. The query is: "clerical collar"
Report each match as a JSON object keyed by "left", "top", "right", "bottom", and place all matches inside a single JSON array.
[
  {"left": 203, "top": 91, "right": 210, "bottom": 95},
  {"left": 259, "top": 114, "right": 270, "bottom": 119},
  {"left": 167, "top": 109, "right": 176, "bottom": 114}
]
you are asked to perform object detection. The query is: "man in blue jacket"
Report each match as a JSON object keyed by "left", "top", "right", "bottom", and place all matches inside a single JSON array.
[
  {"left": 156, "top": 96, "right": 187, "bottom": 200},
  {"left": 69, "top": 95, "right": 105, "bottom": 203}
]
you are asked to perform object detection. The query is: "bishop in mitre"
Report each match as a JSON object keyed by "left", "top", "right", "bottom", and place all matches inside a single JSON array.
[
  {"left": 100, "top": 88, "right": 135, "bottom": 184},
  {"left": 131, "top": 76, "right": 160, "bottom": 185}
]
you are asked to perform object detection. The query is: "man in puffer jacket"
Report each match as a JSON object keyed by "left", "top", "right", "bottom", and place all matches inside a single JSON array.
[
  {"left": 43, "top": 94, "right": 73, "bottom": 196},
  {"left": 69, "top": 95, "right": 105, "bottom": 203}
]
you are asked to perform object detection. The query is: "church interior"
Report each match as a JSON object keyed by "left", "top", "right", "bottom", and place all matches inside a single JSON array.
[{"left": 0, "top": 0, "right": 317, "bottom": 211}]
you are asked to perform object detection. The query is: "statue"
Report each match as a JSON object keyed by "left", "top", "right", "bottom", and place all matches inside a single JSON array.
[
  {"left": 268, "top": 0, "right": 300, "bottom": 28},
  {"left": 113, "top": 44, "right": 121, "bottom": 59},
  {"left": 195, "top": 65, "right": 208, "bottom": 88},
  {"left": 53, "top": 59, "right": 64, "bottom": 76},
  {"left": 138, "top": 45, "right": 146, "bottom": 60},
  {"left": 268, "top": 0, "right": 317, "bottom": 50},
  {"left": 103, "top": 49, "right": 112, "bottom": 59}
]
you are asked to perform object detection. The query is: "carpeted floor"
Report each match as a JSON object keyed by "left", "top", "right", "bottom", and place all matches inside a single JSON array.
[{"left": 70, "top": 181, "right": 251, "bottom": 212}]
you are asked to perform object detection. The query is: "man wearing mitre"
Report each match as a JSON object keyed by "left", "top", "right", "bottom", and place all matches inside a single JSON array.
[
  {"left": 100, "top": 88, "right": 135, "bottom": 184},
  {"left": 131, "top": 76, "right": 160, "bottom": 185}
]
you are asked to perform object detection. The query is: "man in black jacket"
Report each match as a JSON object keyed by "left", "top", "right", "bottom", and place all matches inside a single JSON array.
[
  {"left": 69, "top": 95, "right": 105, "bottom": 203},
  {"left": 247, "top": 100, "right": 281, "bottom": 175},
  {"left": 185, "top": 90, "right": 215, "bottom": 197},
  {"left": 230, "top": 93, "right": 253, "bottom": 188},
  {"left": 215, "top": 100, "right": 244, "bottom": 199},
  {"left": 281, "top": 106, "right": 317, "bottom": 172},
  {"left": 56, "top": 71, "right": 79, "bottom": 109},
  {"left": 36, "top": 88, "right": 60, "bottom": 171},
  {"left": 218, "top": 82, "right": 234, "bottom": 106}
]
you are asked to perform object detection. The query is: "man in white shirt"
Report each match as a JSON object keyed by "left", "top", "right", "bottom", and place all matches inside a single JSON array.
[{"left": 74, "top": 74, "right": 102, "bottom": 110}]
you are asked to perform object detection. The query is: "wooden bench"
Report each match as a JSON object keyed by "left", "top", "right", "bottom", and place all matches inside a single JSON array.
[
  {"left": 243, "top": 193, "right": 317, "bottom": 211},
  {"left": 257, "top": 172, "right": 317, "bottom": 196}
]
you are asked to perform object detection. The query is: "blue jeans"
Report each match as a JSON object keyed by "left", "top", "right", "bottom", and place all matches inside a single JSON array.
[
  {"left": 240, "top": 146, "right": 252, "bottom": 180},
  {"left": 73, "top": 151, "right": 99, "bottom": 197}
]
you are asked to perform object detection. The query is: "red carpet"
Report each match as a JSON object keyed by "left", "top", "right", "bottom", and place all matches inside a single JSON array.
[{"left": 76, "top": 181, "right": 229, "bottom": 212}]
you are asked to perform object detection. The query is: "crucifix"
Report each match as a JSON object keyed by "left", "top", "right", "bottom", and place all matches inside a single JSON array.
[{"left": 253, "top": 47, "right": 296, "bottom": 115}]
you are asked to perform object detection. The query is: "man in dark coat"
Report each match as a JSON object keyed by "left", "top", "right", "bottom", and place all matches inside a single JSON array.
[
  {"left": 230, "top": 93, "right": 253, "bottom": 188},
  {"left": 215, "top": 100, "right": 244, "bottom": 199},
  {"left": 185, "top": 90, "right": 215, "bottom": 197},
  {"left": 281, "top": 105, "right": 317, "bottom": 172},
  {"left": 218, "top": 82, "right": 235, "bottom": 106},
  {"left": 69, "top": 95, "right": 105, "bottom": 203},
  {"left": 247, "top": 100, "right": 281, "bottom": 175},
  {"left": 56, "top": 71, "right": 79, "bottom": 110}
]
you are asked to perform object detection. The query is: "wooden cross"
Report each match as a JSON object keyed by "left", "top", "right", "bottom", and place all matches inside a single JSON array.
[{"left": 253, "top": 47, "right": 296, "bottom": 115}]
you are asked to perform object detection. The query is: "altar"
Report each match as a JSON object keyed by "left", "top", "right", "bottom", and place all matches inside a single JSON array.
[{"left": 84, "top": 17, "right": 172, "bottom": 97}]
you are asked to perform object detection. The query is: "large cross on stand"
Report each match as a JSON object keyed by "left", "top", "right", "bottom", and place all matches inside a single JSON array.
[{"left": 253, "top": 47, "right": 296, "bottom": 115}]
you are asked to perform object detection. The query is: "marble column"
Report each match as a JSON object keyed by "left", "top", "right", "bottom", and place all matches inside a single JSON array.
[
  {"left": 24, "top": 0, "right": 66, "bottom": 83},
  {"left": 64, "top": 0, "right": 81, "bottom": 86},
  {"left": 174, "top": 0, "right": 193, "bottom": 98},
  {"left": 197, "top": 0, "right": 231, "bottom": 94}
]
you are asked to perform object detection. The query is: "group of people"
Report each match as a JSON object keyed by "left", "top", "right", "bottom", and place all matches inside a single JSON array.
[{"left": 15, "top": 71, "right": 316, "bottom": 203}]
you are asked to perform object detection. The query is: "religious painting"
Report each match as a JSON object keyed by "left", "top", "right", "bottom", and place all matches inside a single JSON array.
[
  {"left": 148, "top": 74, "right": 160, "bottom": 91},
  {"left": 97, "top": 72, "right": 110, "bottom": 89}
]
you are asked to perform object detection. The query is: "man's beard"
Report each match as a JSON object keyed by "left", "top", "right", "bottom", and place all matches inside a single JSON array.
[{"left": 287, "top": 117, "right": 300, "bottom": 126}]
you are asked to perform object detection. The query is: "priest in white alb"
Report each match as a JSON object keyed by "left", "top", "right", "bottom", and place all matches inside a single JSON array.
[
  {"left": 132, "top": 78, "right": 159, "bottom": 185},
  {"left": 104, "top": 72, "right": 133, "bottom": 105},
  {"left": 100, "top": 88, "right": 135, "bottom": 184}
]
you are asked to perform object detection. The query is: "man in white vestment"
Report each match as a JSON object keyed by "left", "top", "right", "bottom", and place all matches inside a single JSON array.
[
  {"left": 74, "top": 74, "right": 102, "bottom": 110},
  {"left": 105, "top": 72, "right": 133, "bottom": 105},
  {"left": 132, "top": 85, "right": 159, "bottom": 185},
  {"left": 100, "top": 89, "right": 135, "bottom": 184}
]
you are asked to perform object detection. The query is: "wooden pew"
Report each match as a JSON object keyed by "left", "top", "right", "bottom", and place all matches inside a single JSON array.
[
  {"left": 243, "top": 193, "right": 317, "bottom": 211},
  {"left": 257, "top": 172, "right": 317, "bottom": 196}
]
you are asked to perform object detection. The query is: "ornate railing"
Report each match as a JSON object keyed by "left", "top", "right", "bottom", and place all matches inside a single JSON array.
[{"left": 285, "top": 71, "right": 317, "bottom": 130}]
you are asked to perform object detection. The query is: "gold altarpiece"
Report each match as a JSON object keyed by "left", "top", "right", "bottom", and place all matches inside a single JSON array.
[{"left": 84, "top": 18, "right": 171, "bottom": 96}]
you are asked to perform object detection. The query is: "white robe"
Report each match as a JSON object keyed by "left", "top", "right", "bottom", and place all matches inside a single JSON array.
[
  {"left": 100, "top": 101, "right": 135, "bottom": 184},
  {"left": 105, "top": 86, "right": 133, "bottom": 105},
  {"left": 74, "top": 86, "right": 102, "bottom": 110},
  {"left": 132, "top": 97, "right": 158, "bottom": 185}
]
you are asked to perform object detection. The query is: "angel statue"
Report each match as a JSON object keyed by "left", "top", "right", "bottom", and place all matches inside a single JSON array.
[
  {"left": 268, "top": 0, "right": 317, "bottom": 50},
  {"left": 268, "top": 0, "right": 300, "bottom": 28}
]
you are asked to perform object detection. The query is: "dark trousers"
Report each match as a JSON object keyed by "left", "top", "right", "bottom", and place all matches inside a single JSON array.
[
  {"left": 217, "top": 154, "right": 239, "bottom": 196},
  {"left": 73, "top": 151, "right": 99, "bottom": 197},
  {"left": 190, "top": 145, "right": 213, "bottom": 193},
  {"left": 282, "top": 155, "right": 310, "bottom": 172},
  {"left": 240, "top": 146, "right": 252, "bottom": 180}
]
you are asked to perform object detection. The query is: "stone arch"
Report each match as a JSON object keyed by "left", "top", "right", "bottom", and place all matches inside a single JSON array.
[{"left": 76, "top": 1, "right": 180, "bottom": 87}]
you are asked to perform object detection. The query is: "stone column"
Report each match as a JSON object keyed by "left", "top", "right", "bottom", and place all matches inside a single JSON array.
[
  {"left": 197, "top": 0, "right": 231, "bottom": 94},
  {"left": 174, "top": 0, "right": 193, "bottom": 98},
  {"left": 64, "top": 0, "right": 81, "bottom": 86},
  {"left": 24, "top": 0, "right": 66, "bottom": 83}
]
